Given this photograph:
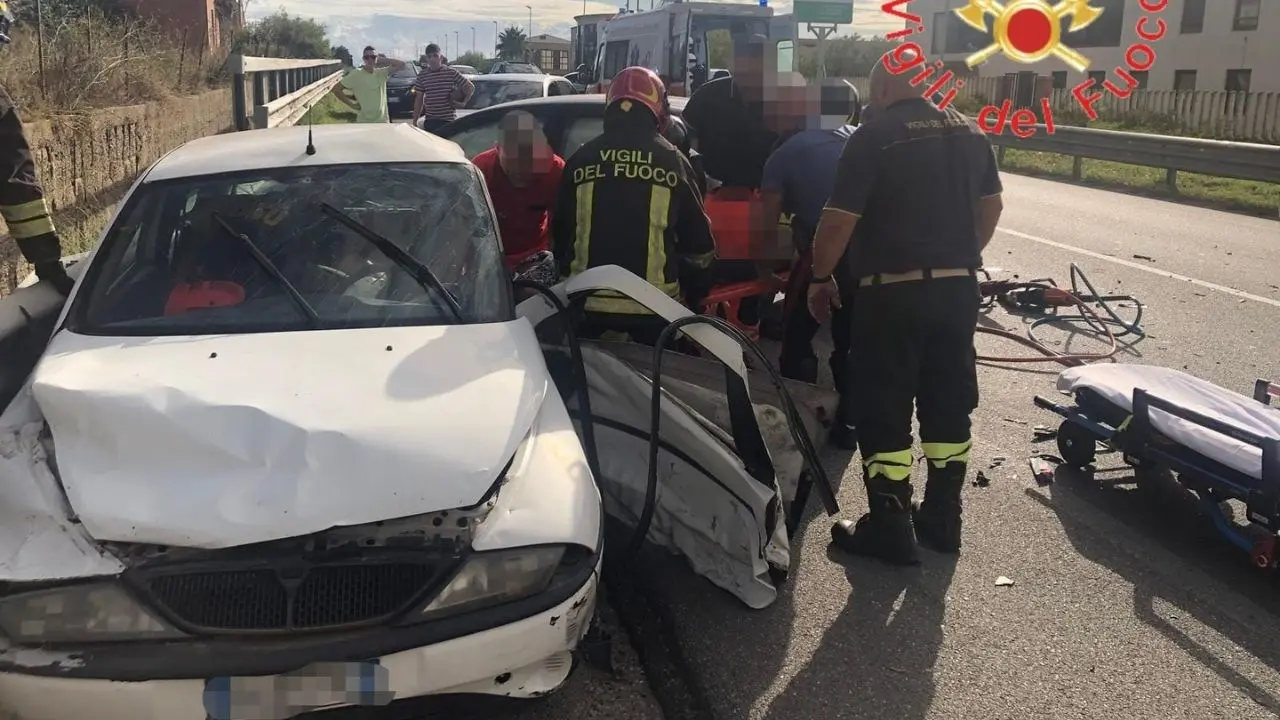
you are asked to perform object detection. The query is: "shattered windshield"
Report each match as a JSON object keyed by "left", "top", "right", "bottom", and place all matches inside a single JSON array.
[{"left": 70, "top": 163, "right": 510, "bottom": 336}]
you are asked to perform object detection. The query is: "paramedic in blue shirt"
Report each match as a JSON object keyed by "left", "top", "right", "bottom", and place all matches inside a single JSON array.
[{"left": 756, "top": 78, "right": 865, "bottom": 450}]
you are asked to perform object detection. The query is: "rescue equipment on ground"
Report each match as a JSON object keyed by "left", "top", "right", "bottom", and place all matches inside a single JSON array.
[
  {"left": 1034, "top": 367, "right": 1280, "bottom": 573},
  {"left": 976, "top": 263, "right": 1144, "bottom": 367}
]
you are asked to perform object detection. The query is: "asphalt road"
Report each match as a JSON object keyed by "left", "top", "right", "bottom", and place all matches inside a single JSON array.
[{"left": 622, "top": 173, "right": 1280, "bottom": 720}]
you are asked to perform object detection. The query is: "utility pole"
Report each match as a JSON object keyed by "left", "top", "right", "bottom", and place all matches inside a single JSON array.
[
  {"left": 526, "top": 5, "right": 533, "bottom": 37},
  {"left": 493, "top": 20, "right": 499, "bottom": 57},
  {"left": 454, "top": 31, "right": 460, "bottom": 58},
  {"left": 471, "top": 26, "right": 476, "bottom": 54}
]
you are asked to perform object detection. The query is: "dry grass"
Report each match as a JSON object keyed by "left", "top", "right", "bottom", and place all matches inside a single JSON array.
[{"left": 1, "top": 13, "right": 230, "bottom": 117}]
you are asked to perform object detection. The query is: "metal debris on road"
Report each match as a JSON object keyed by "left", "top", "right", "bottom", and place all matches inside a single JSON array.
[
  {"left": 995, "top": 576, "right": 1015, "bottom": 587},
  {"left": 1029, "top": 455, "right": 1061, "bottom": 486},
  {"left": 973, "top": 470, "right": 991, "bottom": 488},
  {"left": 1132, "top": 254, "right": 1155, "bottom": 262},
  {"left": 1033, "top": 425, "right": 1057, "bottom": 441}
]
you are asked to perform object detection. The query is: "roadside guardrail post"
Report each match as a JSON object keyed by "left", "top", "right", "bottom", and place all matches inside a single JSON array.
[{"left": 229, "top": 56, "right": 346, "bottom": 131}]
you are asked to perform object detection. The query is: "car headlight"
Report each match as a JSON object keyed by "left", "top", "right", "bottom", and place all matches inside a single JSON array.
[
  {"left": 0, "top": 582, "right": 186, "bottom": 644},
  {"left": 415, "top": 546, "right": 565, "bottom": 620}
]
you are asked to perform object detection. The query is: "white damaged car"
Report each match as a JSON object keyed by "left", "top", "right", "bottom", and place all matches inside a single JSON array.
[
  {"left": 0, "top": 123, "right": 835, "bottom": 720},
  {"left": 0, "top": 124, "right": 602, "bottom": 719}
]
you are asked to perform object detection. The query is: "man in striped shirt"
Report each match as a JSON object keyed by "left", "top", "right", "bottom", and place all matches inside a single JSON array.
[{"left": 412, "top": 44, "right": 474, "bottom": 133}]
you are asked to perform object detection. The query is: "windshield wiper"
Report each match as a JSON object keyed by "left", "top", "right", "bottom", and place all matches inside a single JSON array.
[
  {"left": 318, "top": 202, "right": 465, "bottom": 322},
  {"left": 210, "top": 212, "right": 322, "bottom": 329}
]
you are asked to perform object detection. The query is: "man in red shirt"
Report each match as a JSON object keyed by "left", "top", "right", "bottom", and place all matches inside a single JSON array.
[{"left": 471, "top": 111, "right": 565, "bottom": 276}]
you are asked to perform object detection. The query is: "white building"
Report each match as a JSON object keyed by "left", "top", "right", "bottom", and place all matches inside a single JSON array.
[{"left": 903, "top": 0, "right": 1276, "bottom": 93}]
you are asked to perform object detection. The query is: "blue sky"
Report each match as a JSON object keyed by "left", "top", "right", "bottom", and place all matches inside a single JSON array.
[{"left": 247, "top": 1, "right": 905, "bottom": 60}]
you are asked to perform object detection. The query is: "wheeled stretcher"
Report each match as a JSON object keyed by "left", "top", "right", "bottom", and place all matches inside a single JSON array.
[{"left": 1034, "top": 365, "right": 1280, "bottom": 570}]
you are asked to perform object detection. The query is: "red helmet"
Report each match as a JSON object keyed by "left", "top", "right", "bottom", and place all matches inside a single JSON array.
[{"left": 606, "top": 66, "right": 670, "bottom": 129}]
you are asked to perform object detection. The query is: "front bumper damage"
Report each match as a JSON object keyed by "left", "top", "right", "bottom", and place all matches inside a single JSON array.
[{"left": 0, "top": 558, "right": 599, "bottom": 720}]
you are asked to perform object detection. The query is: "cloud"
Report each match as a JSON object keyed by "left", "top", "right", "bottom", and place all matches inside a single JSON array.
[{"left": 247, "top": 0, "right": 905, "bottom": 59}]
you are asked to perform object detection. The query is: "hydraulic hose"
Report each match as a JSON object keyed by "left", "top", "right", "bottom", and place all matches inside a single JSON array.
[
  {"left": 624, "top": 313, "right": 836, "bottom": 565},
  {"left": 975, "top": 263, "right": 1144, "bottom": 367}
]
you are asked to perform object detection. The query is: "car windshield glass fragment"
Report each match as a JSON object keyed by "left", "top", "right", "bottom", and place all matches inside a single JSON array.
[
  {"left": 75, "top": 163, "right": 508, "bottom": 335},
  {"left": 467, "top": 81, "right": 544, "bottom": 108}
]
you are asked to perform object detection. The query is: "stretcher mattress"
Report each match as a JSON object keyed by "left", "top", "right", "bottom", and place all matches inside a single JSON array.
[{"left": 1058, "top": 365, "right": 1280, "bottom": 481}]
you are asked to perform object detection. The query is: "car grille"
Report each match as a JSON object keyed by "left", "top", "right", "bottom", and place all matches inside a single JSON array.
[{"left": 142, "top": 561, "right": 440, "bottom": 633}]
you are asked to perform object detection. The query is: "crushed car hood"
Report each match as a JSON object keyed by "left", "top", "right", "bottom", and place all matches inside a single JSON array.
[{"left": 30, "top": 321, "right": 547, "bottom": 549}]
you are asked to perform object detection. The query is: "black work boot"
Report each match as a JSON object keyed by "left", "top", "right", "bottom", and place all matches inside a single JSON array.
[
  {"left": 913, "top": 463, "right": 966, "bottom": 554},
  {"left": 831, "top": 478, "right": 920, "bottom": 566}
]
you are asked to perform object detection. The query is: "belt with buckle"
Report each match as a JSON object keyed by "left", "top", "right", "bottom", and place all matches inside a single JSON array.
[{"left": 858, "top": 268, "right": 975, "bottom": 288}]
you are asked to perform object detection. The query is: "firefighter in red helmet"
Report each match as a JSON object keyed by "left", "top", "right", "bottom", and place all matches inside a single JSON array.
[{"left": 551, "top": 66, "right": 716, "bottom": 346}]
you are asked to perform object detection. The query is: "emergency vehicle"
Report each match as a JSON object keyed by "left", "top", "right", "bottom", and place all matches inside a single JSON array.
[{"left": 588, "top": 0, "right": 793, "bottom": 97}]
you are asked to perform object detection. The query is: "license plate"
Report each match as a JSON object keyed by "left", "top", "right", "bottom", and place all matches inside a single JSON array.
[{"left": 203, "top": 661, "right": 391, "bottom": 720}]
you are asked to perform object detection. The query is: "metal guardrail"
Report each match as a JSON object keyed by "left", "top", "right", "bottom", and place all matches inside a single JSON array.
[
  {"left": 231, "top": 56, "right": 346, "bottom": 131},
  {"left": 990, "top": 125, "right": 1280, "bottom": 189}
]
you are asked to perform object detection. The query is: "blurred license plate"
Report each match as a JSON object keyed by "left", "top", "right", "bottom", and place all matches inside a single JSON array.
[{"left": 203, "top": 661, "right": 391, "bottom": 720}]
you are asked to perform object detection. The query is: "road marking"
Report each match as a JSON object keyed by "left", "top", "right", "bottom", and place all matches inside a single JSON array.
[{"left": 998, "top": 227, "right": 1280, "bottom": 310}]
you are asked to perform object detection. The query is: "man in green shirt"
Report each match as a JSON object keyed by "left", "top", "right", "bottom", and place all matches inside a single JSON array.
[{"left": 337, "top": 46, "right": 406, "bottom": 124}]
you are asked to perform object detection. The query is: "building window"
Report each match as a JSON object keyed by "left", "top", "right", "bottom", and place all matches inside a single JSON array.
[
  {"left": 1234, "top": 0, "right": 1261, "bottom": 30},
  {"left": 1058, "top": 0, "right": 1124, "bottom": 48},
  {"left": 1050, "top": 71, "right": 1067, "bottom": 89},
  {"left": 538, "top": 49, "right": 553, "bottom": 68},
  {"left": 1087, "top": 70, "right": 1106, "bottom": 86},
  {"left": 1180, "top": 0, "right": 1205, "bottom": 33},
  {"left": 1173, "top": 70, "right": 1197, "bottom": 91},
  {"left": 1225, "top": 69, "right": 1252, "bottom": 92},
  {"left": 1129, "top": 70, "right": 1148, "bottom": 90},
  {"left": 557, "top": 50, "right": 569, "bottom": 71}
]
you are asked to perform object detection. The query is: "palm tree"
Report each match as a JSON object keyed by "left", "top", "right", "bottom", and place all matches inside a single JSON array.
[{"left": 497, "top": 26, "right": 528, "bottom": 61}]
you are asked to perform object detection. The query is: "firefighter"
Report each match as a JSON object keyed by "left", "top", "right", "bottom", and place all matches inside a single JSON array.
[
  {"left": 756, "top": 78, "right": 863, "bottom": 449},
  {"left": 551, "top": 66, "right": 716, "bottom": 347},
  {"left": 805, "top": 48, "right": 1004, "bottom": 565},
  {"left": 0, "top": 2, "right": 73, "bottom": 296}
]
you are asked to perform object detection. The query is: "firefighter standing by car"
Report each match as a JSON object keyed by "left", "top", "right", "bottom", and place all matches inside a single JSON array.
[
  {"left": 0, "top": 2, "right": 73, "bottom": 296},
  {"left": 805, "top": 48, "right": 1004, "bottom": 566},
  {"left": 756, "top": 77, "right": 863, "bottom": 450},
  {"left": 551, "top": 66, "right": 716, "bottom": 347}
]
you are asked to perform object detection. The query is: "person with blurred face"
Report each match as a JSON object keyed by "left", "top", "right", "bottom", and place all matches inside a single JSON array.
[
  {"left": 680, "top": 34, "right": 779, "bottom": 190},
  {"left": 471, "top": 111, "right": 565, "bottom": 273},
  {"left": 756, "top": 78, "right": 864, "bottom": 448},
  {"left": 336, "top": 46, "right": 405, "bottom": 124}
]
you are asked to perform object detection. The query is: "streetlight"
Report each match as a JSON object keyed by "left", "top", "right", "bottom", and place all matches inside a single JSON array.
[
  {"left": 454, "top": 30, "right": 460, "bottom": 57},
  {"left": 471, "top": 26, "right": 476, "bottom": 54},
  {"left": 493, "top": 20, "right": 499, "bottom": 57},
  {"left": 526, "top": 5, "right": 533, "bottom": 37}
]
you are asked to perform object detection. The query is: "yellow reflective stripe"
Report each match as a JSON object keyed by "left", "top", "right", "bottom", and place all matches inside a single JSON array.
[
  {"left": 646, "top": 185, "right": 670, "bottom": 286},
  {"left": 8, "top": 214, "right": 56, "bottom": 239},
  {"left": 685, "top": 250, "right": 715, "bottom": 269},
  {"left": 584, "top": 285, "right": 679, "bottom": 314},
  {"left": 863, "top": 449, "right": 913, "bottom": 482},
  {"left": 570, "top": 182, "right": 594, "bottom": 277},
  {"left": 921, "top": 440, "right": 972, "bottom": 469},
  {"left": 0, "top": 198, "right": 52, "bottom": 223}
]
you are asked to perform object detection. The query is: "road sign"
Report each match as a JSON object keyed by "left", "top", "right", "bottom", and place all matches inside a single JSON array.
[{"left": 793, "top": 0, "right": 853, "bottom": 24}]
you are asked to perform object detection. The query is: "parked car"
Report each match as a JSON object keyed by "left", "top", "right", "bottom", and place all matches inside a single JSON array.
[
  {"left": 415, "top": 74, "right": 579, "bottom": 128},
  {"left": 385, "top": 61, "right": 420, "bottom": 117},
  {"left": 0, "top": 123, "right": 604, "bottom": 720},
  {"left": 450, "top": 64, "right": 478, "bottom": 75},
  {"left": 433, "top": 93, "right": 692, "bottom": 163},
  {"left": 488, "top": 61, "right": 542, "bottom": 75}
]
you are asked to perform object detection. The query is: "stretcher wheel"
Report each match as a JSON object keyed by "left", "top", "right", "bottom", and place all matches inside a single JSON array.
[
  {"left": 1057, "top": 421, "right": 1098, "bottom": 468},
  {"left": 1250, "top": 536, "right": 1277, "bottom": 572}
]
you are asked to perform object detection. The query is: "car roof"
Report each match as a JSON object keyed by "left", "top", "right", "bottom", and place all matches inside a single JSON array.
[
  {"left": 143, "top": 124, "right": 468, "bottom": 183},
  {"left": 456, "top": 93, "right": 689, "bottom": 112},
  {"left": 474, "top": 73, "right": 553, "bottom": 82}
]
